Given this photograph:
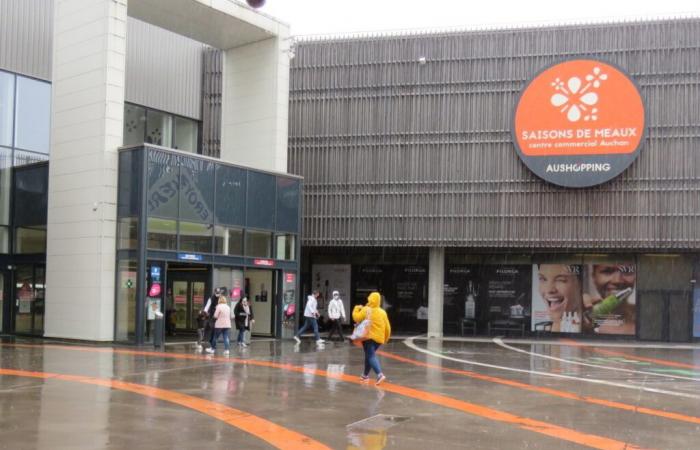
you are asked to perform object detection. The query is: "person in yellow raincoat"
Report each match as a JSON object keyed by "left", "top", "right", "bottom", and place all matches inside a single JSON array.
[{"left": 352, "top": 292, "right": 391, "bottom": 384}]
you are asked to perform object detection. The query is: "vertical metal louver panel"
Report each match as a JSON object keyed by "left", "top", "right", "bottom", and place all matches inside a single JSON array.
[
  {"left": 125, "top": 18, "right": 204, "bottom": 120},
  {"left": 289, "top": 19, "right": 700, "bottom": 250},
  {"left": 0, "top": 0, "right": 53, "bottom": 80},
  {"left": 202, "top": 48, "right": 222, "bottom": 158}
]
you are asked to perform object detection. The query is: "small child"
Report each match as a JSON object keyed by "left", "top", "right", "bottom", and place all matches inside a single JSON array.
[{"left": 195, "top": 310, "right": 209, "bottom": 351}]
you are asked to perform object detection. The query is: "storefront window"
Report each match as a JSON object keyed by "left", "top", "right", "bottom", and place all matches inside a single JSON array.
[
  {"left": 14, "top": 76, "right": 50, "bottom": 154},
  {"left": 147, "top": 217, "right": 177, "bottom": 250},
  {"left": 146, "top": 110, "right": 172, "bottom": 147},
  {"left": 276, "top": 178, "right": 300, "bottom": 233},
  {"left": 174, "top": 117, "right": 198, "bottom": 153},
  {"left": 14, "top": 227, "right": 46, "bottom": 254},
  {"left": 215, "top": 165, "right": 246, "bottom": 226},
  {"left": 0, "top": 147, "right": 11, "bottom": 226},
  {"left": 245, "top": 230, "right": 272, "bottom": 258},
  {"left": 179, "top": 221, "right": 212, "bottom": 253},
  {"left": 247, "top": 172, "right": 275, "bottom": 230},
  {"left": 123, "top": 104, "right": 146, "bottom": 146},
  {"left": 275, "top": 234, "right": 296, "bottom": 260},
  {"left": 115, "top": 259, "right": 137, "bottom": 341},
  {"left": 214, "top": 226, "right": 243, "bottom": 256},
  {"left": 0, "top": 71, "right": 14, "bottom": 147}
]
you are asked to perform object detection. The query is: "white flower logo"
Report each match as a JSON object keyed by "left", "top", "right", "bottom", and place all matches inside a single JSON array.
[{"left": 550, "top": 67, "right": 607, "bottom": 122}]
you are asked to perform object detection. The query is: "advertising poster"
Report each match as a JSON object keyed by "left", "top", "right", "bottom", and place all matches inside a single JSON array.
[
  {"left": 583, "top": 262, "right": 636, "bottom": 335},
  {"left": 391, "top": 266, "right": 428, "bottom": 332},
  {"left": 531, "top": 262, "right": 637, "bottom": 334},
  {"left": 531, "top": 264, "right": 584, "bottom": 332},
  {"left": 312, "top": 264, "right": 352, "bottom": 316},
  {"left": 480, "top": 265, "right": 531, "bottom": 321},
  {"left": 443, "top": 266, "right": 479, "bottom": 334}
]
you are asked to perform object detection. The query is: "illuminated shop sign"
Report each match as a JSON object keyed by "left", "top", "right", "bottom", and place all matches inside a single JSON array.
[
  {"left": 254, "top": 259, "right": 275, "bottom": 267},
  {"left": 178, "top": 253, "right": 203, "bottom": 261},
  {"left": 513, "top": 59, "right": 646, "bottom": 187}
]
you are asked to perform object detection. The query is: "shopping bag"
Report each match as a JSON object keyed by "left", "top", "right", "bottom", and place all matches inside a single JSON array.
[{"left": 350, "top": 309, "right": 371, "bottom": 341}]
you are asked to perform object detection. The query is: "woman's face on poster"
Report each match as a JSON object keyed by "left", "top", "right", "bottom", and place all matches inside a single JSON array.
[
  {"left": 538, "top": 265, "right": 581, "bottom": 316},
  {"left": 592, "top": 264, "right": 636, "bottom": 298}
]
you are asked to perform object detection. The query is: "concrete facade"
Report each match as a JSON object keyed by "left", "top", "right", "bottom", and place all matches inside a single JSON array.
[{"left": 45, "top": 0, "right": 127, "bottom": 340}]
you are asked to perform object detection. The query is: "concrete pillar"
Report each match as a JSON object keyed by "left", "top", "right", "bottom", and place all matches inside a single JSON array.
[
  {"left": 45, "top": 0, "right": 127, "bottom": 341},
  {"left": 221, "top": 34, "right": 290, "bottom": 172},
  {"left": 427, "top": 247, "right": 445, "bottom": 338}
]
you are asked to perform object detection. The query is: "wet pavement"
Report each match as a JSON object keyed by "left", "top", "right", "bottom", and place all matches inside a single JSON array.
[{"left": 1, "top": 336, "right": 699, "bottom": 449}]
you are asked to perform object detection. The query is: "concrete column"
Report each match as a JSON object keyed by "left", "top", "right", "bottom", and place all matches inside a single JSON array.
[
  {"left": 220, "top": 33, "right": 290, "bottom": 172},
  {"left": 427, "top": 247, "right": 445, "bottom": 338},
  {"left": 45, "top": 0, "right": 127, "bottom": 341}
]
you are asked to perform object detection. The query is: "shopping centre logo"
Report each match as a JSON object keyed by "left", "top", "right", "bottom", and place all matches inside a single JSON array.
[
  {"left": 512, "top": 59, "right": 646, "bottom": 188},
  {"left": 550, "top": 66, "right": 607, "bottom": 122}
]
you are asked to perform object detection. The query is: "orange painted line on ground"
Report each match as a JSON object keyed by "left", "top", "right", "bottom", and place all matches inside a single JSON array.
[
  {"left": 376, "top": 348, "right": 700, "bottom": 426},
  {"left": 561, "top": 339, "right": 700, "bottom": 370},
  {"left": 0, "top": 367, "right": 329, "bottom": 450},
  {"left": 1, "top": 343, "right": 648, "bottom": 450}
]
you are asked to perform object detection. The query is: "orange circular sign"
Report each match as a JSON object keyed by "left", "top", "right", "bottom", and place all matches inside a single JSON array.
[{"left": 513, "top": 59, "right": 645, "bottom": 187}]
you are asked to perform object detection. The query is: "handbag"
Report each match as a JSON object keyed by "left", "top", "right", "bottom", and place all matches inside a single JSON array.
[{"left": 350, "top": 308, "right": 371, "bottom": 341}]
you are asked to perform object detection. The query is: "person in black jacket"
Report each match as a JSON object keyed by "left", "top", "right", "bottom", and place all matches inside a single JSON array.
[
  {"left": 202, "top": 288, "right": 222, "bottom": 348},
  {"left": 234, "top": 297, "right": 255, "bottom": 347}
]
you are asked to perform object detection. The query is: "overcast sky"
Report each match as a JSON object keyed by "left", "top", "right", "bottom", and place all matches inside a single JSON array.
[{"left": 258, "top": 0, "right": 699, "bottom": 36}]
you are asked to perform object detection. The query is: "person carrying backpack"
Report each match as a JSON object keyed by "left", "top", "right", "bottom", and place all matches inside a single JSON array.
[{"left": 352, "top": 292, "right": 391, "bottom": 385}]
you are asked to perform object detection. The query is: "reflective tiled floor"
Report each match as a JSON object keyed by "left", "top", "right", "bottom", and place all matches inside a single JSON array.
[{"left": 1, "top": 336, "right": 699, "bottom": 449}]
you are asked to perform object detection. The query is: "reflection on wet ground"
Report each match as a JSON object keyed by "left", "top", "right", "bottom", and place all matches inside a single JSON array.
[{"left": 1, "top": 336, "right": 699, "bottom": 449}]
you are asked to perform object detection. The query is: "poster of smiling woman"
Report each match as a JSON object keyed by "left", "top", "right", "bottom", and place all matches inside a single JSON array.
[{"left": 531, "top": 264, "right": 584, "bottom": 333}]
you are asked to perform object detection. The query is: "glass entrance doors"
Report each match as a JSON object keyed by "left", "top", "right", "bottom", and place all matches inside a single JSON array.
[
  {"left": 12, "top": 264, "right": 45, "bottom": 335},
  {"left": 167, "top": 269, "right": 208, "bottom": 333},
  {"left": 245, "top": 269, "right": 276, "bottom": 336}
]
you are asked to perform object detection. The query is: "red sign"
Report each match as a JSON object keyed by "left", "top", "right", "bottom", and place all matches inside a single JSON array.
[
  {"left": 254, "top": 259, "right": 274, "bottom": 267},
  {"left": 285, "top": 273, "right": 295, "bottom": 283}
]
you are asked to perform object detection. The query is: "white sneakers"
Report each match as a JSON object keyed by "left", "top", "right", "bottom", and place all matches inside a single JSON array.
[
  {"left": 293, "top": 336, "right": 301, "bottom": 344},
  {"left": 316, "top": 339, "right": 325, "bottom": 345},
  {"left": 223, "top": 350, "right": 229, "bottom": 356},
  {"left": 205, "top": 348, "right": 215, "bottom": 354}
]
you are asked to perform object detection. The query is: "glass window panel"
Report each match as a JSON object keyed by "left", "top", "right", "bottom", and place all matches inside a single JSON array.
[
  {"left": 0, "top": 72, "right": 14, "bottom": 147},
  {"left": 13, "top": 163, "right": 48, "bottom": 227},
  {"left": 179, "top": 157, "right": 214, "bottom": 223},
  {"left": 116, "top": 259, "right": 137, "bottom": 342},
  {"left": 215, "top": 165, "right": 246, "bottom": 226},
  {"left": 245, "top": 230, "right": 272, "bottom": 258},
  {"left": 276, "top": 177, "right": 300, "bottom": 233},
  {"left": 34, "top": 266, "right": 45, "bottom": 334},
  {"left": 147, "top": 149, "right": 179, "bottom": 218},
  {"left": 146, "top": 110, "right": 172, "bottom": 147},
  {"left": 179, "top": 221, "right": 213, "bottom": 253},
  {"left": 117, "top": 217, "right": 138, "bottom": 250},
  {"left": 275, "top": 234, "right": 296, "bottom": 260},
  {"left": 0, "top": 147, "right": 11, "bottom": 225},
  {"left": 214, "top": 226, "right": 243, "bottom": 256},
  {"left": 173, "top": 117, "right": 198, "bottom": 153},
  {"left": 246, "top": 171, "right": 275, "bottom": 230},
  {"left": 147, "top": 217, "right": 177, "bottom": 250},
  {"left": 123, "top": 104, "right": 146, "bottom": 146},
  {"left": 14, "top": 265, "right": 34, "bottom": 334},
  {"left": 118, "top": 150, "right": 142, "bottom": 218},
  {"left": 15, "top": 226, "right": 47, "bottom": 254},
  {"left": 13, "top": 149, "right": 48, "bottom": 167},
  {"left": 0, "top": 226, "right": 9, "bottom": 253},
  {"left": 15, "top": 76, "right": 50, "bottom": 153}
]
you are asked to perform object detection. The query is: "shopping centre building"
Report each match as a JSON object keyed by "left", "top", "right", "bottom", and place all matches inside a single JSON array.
[
  {"left": 289, "top": 18, "right": 700, "bottom": 342},
  {"left": 1, "top": 0, "right": 699, "bottom": 344},
  {"left": 0, "top": 0, "right": 300, "bottom": 344}
]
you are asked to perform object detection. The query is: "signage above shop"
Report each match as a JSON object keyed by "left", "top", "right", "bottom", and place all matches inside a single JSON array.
[
  {"left": 513, "top": 59, "right": 646, "bottom": 188},
  {"left": 178, "top": 253, "right": 203, "bottom": 262},
  {"left": 254, "top": 259, "right": 275, "bottom": 267}
]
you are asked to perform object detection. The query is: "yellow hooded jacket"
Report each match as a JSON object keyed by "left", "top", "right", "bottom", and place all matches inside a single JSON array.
[{"left": 352, "top": 292, "right": 391, "bottom": 345}]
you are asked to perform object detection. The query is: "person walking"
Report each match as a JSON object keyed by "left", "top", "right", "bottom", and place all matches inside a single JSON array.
[
  {"left": 327, "top": 290, "right": 346, "bottom": 342},
  {"left": 234, "top": 297, "right": 255, "bottom": 347},
  {"left": 206, "top": 296, "right": 232, "bottom": 355},
  {"left": 293, "top": 290, "right": 324, "bottom": 345},
  {"left": 352, "top": 292, "right": 391, "bottom": 385},
  {"left": 202, "top": 287, "right": 222, "bottom": 348}
]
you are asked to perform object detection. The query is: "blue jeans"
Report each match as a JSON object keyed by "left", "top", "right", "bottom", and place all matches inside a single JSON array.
[
  {"left": 212, "top": 328, "right": 230, "bottom": 351},
  {"left": 363, "top": 340, "right": 382, "bottom": 376},
  {"left": 295, "top": 317, "right": 320, "bottom": 340},
  {"left": 237, "top": 327, "right": 247, "bottom": 344}
]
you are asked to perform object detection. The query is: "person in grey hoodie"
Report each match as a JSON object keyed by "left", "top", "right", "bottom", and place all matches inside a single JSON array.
[
  {"left": 293, "top": 290, "right": 324, "bottom": 345},
  {"left": 326, "top": 290, "right": 346, "bottom": 342}
]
